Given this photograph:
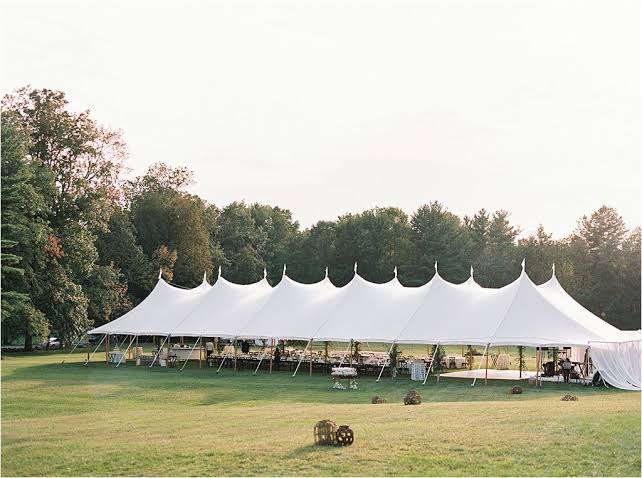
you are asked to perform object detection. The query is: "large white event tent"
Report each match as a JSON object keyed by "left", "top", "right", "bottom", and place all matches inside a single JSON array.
[{"left": 87, "top": 262, "right": 640, "bottom": 390}]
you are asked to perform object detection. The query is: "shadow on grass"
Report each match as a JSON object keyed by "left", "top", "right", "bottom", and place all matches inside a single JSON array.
[{"left": 2, "top": 351, "right": 637, "bottom": 409}]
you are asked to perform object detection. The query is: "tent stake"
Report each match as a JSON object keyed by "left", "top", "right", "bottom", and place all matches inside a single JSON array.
[
  {"left": 150, "top": 335, "right": 169, "bottom": 367},
  {"left": 377, "top": 343, "right": 395, "bottom": 383},
  {"left": 422, "top": 343, "right": 440, "bottom": 385},
  {"left": 292, "top": 339, "right": 312, "bottom": 377},
  {"left": 116, "top": 335, "right": 136, "bottom": 367},
  {"left": 471, "top": 343, "right": 490, "bottom": 387},
  {"left": 180, "top": 337, "right": 201, "bottom": 371},
  {"left": 84, "top": 334, "right": 107, "bottom": 366}
]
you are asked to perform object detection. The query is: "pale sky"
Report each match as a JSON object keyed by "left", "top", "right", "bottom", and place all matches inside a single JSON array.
[{"left": 2, "top": 0, "right": 640, "bottom": 237}]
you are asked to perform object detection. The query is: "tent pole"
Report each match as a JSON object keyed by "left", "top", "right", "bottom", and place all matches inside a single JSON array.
[
  {"left": 269, "top": 339, "right": 274, "bottom": 374},
  {"left": 254, "top": 349, "right": 267, "bottom": 375},
  {"left": 422, "top": 343, "right": 440, "bottom": 385},
  {"left": 198, "top": 340, "right": 202, "bottom": 369},
  {"left": 337, "top": 342, "right": 352, "bottom": 368},
  {"left": 471, "top": 343, "right": 489, "bottom": 387},
  {"left": 485, "top": 345, "right": 490, "bottom": 385},
  {"left": 292, "top": 339, "right": 312, "bottom": 377},
  {"left": 234, "top": 339, "right": 238, "bottom": 371},
  {"left": 84, "top": 334, "right": 107, "bottom": 366},
  {"left": 180, "top": 337, "right": 201, "bottom": 372},
  {"left": 376, "top": 343, "right": 395, "bottom": 383},
  {"left": 216, "top": 354, "right": 228, "bottom": 373},
  {"left": 585, "top": 346, "right": 590, "bottom": 381},
  {"left": 150, "top": 335, "right": 169, "bottom": 367},
  {"left": 116, "top": 335, "right": 136, "bottom": 367},
  {"left": 535, "top": 347, "right": 540, "bottom": 387},
  {"left": 309, "top": 343, "right": 313, "bottom": 376},
  {"left": 349, "top": 339, "right": 353, "bottom": 368},
  {"left": 105, "top": 334, "right": 110, "bottom": 365},
  {"left": 216, "top": 337, "right": 236, "bottom": 374},
  {"left": 61, "top": 335, "right": 84, "bottom": 364},
  {"left": 116, "top": 334, "right": 129, "bottom": 350}
]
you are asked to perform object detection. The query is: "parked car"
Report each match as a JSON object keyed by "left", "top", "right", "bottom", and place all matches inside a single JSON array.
[{"left": 35, "top": 337, "right": 61, "bottom": 350}]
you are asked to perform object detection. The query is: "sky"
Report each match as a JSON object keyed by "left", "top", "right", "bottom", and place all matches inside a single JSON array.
[{"left": 1, "top": 0, "right": 640, "bottom": 237}]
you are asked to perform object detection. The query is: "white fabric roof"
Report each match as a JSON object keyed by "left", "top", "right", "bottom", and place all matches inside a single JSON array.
[
  {"left": 313, "top": 275, "right": 428, "bottom": 342},
  {"left": 171, "top": 276, "right": 272, "bottom": 338},
  {"left": 87, "top": 276, "right": 210, "bottom": 336},
  {"left": 236, "top": 275, "right": 338, "bottom": 340},
  {"left": 91, "top": 266, "right": 634, "bottom": 348}
]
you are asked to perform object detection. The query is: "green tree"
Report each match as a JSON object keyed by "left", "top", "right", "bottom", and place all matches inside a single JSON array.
[
  {"left": 408, "top": 201, "right": 471, "bottom": 285},
  {"left": 95, "top": 208, "right": 155, "bottom": 302},
  {"left": 3, "top": 87, "right": 127, "bottom": 342},
  {"left": 215, "top": 201, "right": 267, "bottom": 283},
  {"left": 333, "top": 207, "right": 411, "bottom": 285},
  {"left": 0, "top": 111, "right": 53, "bottom": 347},
  {"left": 129, "top": 164, "right": 213, "bottom": 287}
]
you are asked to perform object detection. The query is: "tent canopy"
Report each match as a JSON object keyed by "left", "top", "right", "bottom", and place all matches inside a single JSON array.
[{"left": 90, "top": 266, "right": 633, "bottom": 348}]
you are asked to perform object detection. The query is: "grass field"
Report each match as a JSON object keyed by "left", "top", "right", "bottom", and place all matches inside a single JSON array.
[{"left": 1, "top": 351, "right": 640, "bottom": 476}]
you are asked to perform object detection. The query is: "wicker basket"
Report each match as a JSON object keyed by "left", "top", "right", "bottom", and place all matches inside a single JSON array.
[
  {"left": 335, "top": 425, "right": 354, "bottom": 446},
  {"left": 404, "top": 390, "right": 422, "bottom": 405},
  {"left": 314, "top": 420, "right": 337, "bottom": 446}
]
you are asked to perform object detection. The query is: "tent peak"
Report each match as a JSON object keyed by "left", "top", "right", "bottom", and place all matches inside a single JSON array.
[
  {"left": 263, "top": 267, "right": 268, "bottom": 279},
  {"left": 552, "top": 263, "right": 556, "bottom": 276},
  {"left": 470, "top": 265, "right": 474, "bottom": 278},
  {"left": 218, "top": 265, "right": 222, "bottom": 278},
  {"left": 434, "top": 261, "right": 438, "bottom": 273},
  {"left": 158, "top": 268, "right": 163, "bottom": 280},
  {"left": 282, "top": 264, "right": 287, "bottom": 278},
  {"left": 203, "top": 271, "right": 208, "bottom": 283},
  {"left": 354, "top": 262, "right": 358, "bottom": 274},
  {"left": 394, "top": 266, "right": 398, "bottom": 278},
  {"left": 324, "top": 266, "right": 329, "bottom": 279},
  {"left": 521, "top": 258, "right": 526, "bottom": 271}
]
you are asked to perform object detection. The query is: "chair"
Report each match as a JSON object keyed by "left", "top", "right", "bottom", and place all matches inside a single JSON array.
[{"left": 167, "top": 354, "right": 177, "bottom": 368}]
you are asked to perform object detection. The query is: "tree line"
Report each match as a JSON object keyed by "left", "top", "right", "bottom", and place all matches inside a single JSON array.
[{"left": 1, "top": 87, "right": 640, "bottom": 349}]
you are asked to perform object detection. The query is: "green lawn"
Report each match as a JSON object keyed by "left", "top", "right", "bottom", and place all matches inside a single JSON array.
[{"left": 1, "top": 351, "right": 640, "bottom": 476}]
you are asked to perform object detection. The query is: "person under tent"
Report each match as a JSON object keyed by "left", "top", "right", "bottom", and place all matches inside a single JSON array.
[
  {"left": 273, "top": 345, "right": 281, "bottom": 371},
  {"left": 562, "top": 357, "right": 573, "bottom": 383}
]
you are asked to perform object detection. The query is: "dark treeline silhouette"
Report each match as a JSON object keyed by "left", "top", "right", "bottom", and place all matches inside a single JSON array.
[{"left": 2, "top": 87, "right": 640, "bottom": 348}]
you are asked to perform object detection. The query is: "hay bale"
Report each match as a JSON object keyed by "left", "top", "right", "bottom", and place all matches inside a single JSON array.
[
  {"left": 510, "top": 385, "right": 522, "bottom": 394},
  {"left": 403, "top": 390, "right": 422, "bottom": 405},
  {"left": 561, "top": 394, "right": 578, "bottom": 401},
  {"left": 371, "top": 395, "right": 387, "bottom": 404}
]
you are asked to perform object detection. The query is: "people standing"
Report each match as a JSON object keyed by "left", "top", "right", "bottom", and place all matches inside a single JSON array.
[
  {"left": 562, "top": 357, "right": 573, "bottom": 383},
  {"left": 273, "top": 345, "right": 281, "bottom": 371}
]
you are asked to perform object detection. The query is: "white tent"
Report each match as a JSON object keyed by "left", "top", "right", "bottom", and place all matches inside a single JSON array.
[
  {"left": 87, "top": 274, "right": 210, "bottom": 336},
  {"left": 87, "top": 263, "right": 639, "bottom": 389},
  {"left": 236, "top": 273, "right": 338, "bottom": 340},
  {"left": 312, "top": 274, "right": 428, "bottom": 342},
  {"left": 171, "top": 273, "right": 272, "bottom": 338}
]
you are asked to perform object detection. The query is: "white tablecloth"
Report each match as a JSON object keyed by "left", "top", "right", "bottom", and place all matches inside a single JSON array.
[
  {"left": 410, "top": 361, "right": 426, "bottom": 381},
  {"left": 108, "top": 351, "right": 125, "bottom": 364}
]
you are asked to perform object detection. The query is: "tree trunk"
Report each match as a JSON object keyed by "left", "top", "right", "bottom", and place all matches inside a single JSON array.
[{"left": 24, "top": 332, "right": 33, "bottom": 352}]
